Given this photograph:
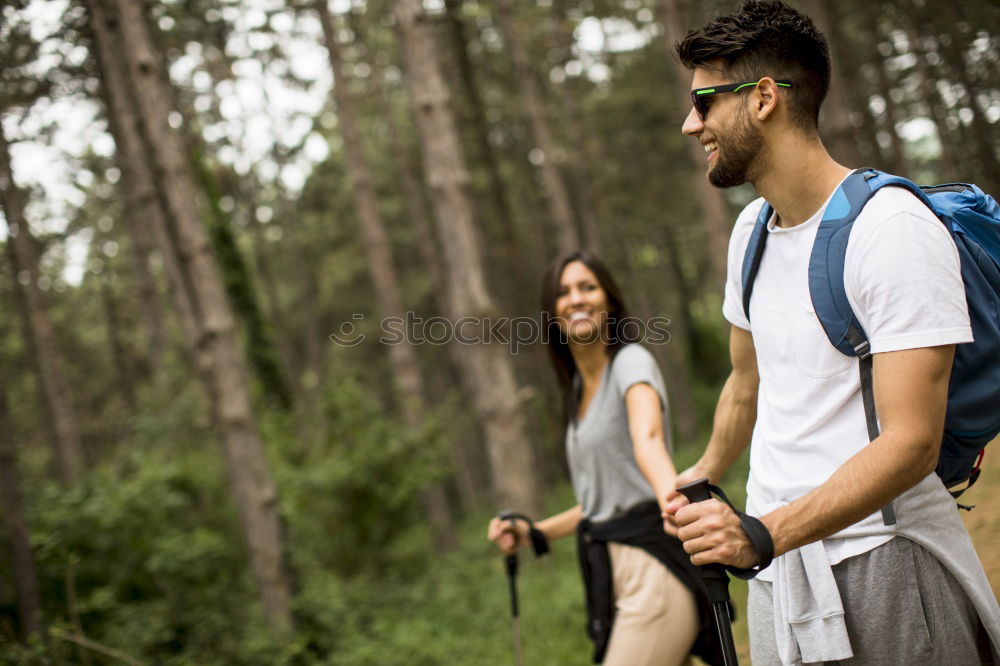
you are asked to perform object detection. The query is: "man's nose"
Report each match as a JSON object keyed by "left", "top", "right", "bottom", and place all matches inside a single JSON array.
[{"left": 681, "top": 106, "right": 703, "bottom": 136}]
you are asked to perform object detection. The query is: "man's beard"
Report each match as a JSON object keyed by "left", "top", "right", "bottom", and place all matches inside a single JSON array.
[{"left": 708, "top": 105, "right": 765, "bottom": 189}]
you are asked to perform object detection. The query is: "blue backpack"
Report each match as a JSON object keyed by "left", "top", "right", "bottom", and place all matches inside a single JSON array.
[{"left": 741, "top": 168, "right": 1000, "bottom": 518}]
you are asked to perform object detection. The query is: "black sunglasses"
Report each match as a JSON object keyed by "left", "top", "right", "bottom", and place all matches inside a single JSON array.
[{"left": 690, "top": 79, "right": 793, "bottom": 120}]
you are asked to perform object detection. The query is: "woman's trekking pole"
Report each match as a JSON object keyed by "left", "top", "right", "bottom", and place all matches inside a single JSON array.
[
  {"left": 497, "top": 511, "right": 524, "bottom": 666},
  {"left": 504, "top": 552, "right": 523, "bottom": 666},
  {"left": 677, "top": 478, "right": 740, "bottom": 666},
  {"left": 495, "top": 511, "right": 550, "bottom": 666}
]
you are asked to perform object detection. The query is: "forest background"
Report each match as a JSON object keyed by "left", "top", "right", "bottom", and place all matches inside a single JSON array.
[{"left": 0, "top": 0, "right": 997, "bottom": 663}]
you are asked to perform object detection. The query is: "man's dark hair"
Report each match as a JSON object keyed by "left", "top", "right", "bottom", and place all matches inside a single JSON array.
[{"left": 676, "top": 0, "right": 831, "bottom": 129}]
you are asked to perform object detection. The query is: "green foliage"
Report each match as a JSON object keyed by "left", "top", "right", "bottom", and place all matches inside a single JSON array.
[
  {"left": 277, "top": 377, "right": 452, "bottom": 577},
  {"left": 3, "top": 449, "right": 269, "bottom": 664},
  {"left": 0, "top": 375, "right": 457, "bottom": 664}
]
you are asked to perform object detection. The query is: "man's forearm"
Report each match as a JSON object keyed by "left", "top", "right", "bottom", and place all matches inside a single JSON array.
[
  {"left": 761, "top": 426, "right": 937, "bottom": 557},
  {"left": 698, "top": 370, "right": 757, "bottom": 481},
  {"left": 762, "top": 346, "right": 950, "bottom": 557}
]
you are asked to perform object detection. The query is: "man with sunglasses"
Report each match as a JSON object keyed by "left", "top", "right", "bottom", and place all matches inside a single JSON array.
[{"left": 661, "top": 1, "right": 999, "bottom": 664}]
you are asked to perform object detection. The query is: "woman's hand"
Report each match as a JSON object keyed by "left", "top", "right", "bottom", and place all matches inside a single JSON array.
[
  {"left": 487, "top": 516, "right": 530, "bottom": 554},
  {"left": 661, "top": 462, "right": 715, "bottom": 536}
]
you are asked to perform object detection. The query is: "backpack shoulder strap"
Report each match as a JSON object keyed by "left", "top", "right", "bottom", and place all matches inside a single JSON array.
[
  {"left": 811, "top": 167, "right": 920, "bottom": 527},
  {"left": 809, "top": 169, "right": 902, "bottom": 356},
  {"left": 740, "top": 201, "right": 774, "bottom": 321}
]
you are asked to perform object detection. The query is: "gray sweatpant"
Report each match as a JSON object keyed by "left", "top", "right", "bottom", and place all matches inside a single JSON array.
[{"left": 748, "top": 537, "right": 992, "bottom": 665}]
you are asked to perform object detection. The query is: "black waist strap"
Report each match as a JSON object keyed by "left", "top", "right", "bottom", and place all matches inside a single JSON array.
[{"left": 576, "top": 501, "right": 728, "bottom": 665}]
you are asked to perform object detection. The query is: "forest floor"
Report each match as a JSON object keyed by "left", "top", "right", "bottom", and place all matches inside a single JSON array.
[{"left": 962, "top": 443, "right": 999, "bottom": 598}]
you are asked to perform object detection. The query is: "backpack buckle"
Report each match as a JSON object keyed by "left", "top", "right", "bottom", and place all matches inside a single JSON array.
[{"left": 853, "top": 340, "right": 872, "bottom": 360}]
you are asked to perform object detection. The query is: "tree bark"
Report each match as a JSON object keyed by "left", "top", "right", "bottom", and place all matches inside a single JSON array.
[
  {"left": 548, "top": 0, "right": 605, "bottom": 253},
  {"left": 900, "top": 20, "right": 961, "bottom": 182},
  {"left": 316, "top": 0, "right": 456, "bottom": 549},
  {"left": 934, "top": 4, "right": 1000, "bottom": 192},
  {"left": 495, "top": 0, "right": 581, "bottom": 255},
  {"left": 99, "top": 270, "right": 137, "bottom": 413},
  {"left": 801, "top": 0, "right": 866, "bottom": 167},
  {"left": 820, "top": 0, "right": 885, "bottom": 168},
  {"left": 395, "top": 0, "right": 544, "bottom": 515},
  {"left": 658, "top": 0, "right": 730, "bottom": 290},
  {"left": 0, "top": 132, "right": 85, "bottom": 485},
  {"left": 654, "top": 229, "right": 700, "bottom": 443},
  {"left": 0, "top": 365, "right": 45, "bottom": 641},
  {"left": 348, "top": 8, "right": 482, "bottom": 509},
  {"left": 346, "top": 8, "right": 446, "bottom": 302},
  {"left": 864, "top": 10, "right": 909, "bottom": 176},
  {"left": 440, "top": 0, "right": 546, "bottom": 306},
  {"left": 85, "top": 0, "right": 203, "bottom": 369},
  {"left": 122, "top": 207, "right": 165, "bottom": 375},
  {"left": 88, "top": 0, "right": 294, "bottom": 632}
]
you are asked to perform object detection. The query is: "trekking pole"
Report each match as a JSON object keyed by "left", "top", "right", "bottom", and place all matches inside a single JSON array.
[
  {"left": 495, "top": 511, "right": 550, "bottom": 665},
  {"left": 677, "top": 478, "right": 740, "bottom": 666},
  {"left": 497, "top": 512, "right": 524, "bottom": 666},
  {"left": 505, "top": 552, "right": 522, "bottom": 666}
]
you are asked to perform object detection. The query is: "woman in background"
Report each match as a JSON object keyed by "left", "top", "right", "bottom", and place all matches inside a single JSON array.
[{"left": 487, "top": 250, "right": 718, "bottom": 665}]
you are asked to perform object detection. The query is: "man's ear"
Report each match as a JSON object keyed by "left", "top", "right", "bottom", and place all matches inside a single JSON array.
[{"left": 753, "top": 77, "right": 781, "bottom": 121}]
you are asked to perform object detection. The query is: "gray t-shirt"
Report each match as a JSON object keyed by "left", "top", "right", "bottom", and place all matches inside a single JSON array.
[{"left": 565, "top": 344, "right": 671, "bottom": 522}]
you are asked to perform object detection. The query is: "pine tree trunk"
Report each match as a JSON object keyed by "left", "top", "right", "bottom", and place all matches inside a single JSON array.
[
  {"left": 99, "top": 271, "right": 137, "bottom": 412},
  {"left": 0, "top": 366, "right": 45, "bottom": 641},
  {"left": 935, "top": 5, "right": 1000, "bottom": 192},
  {"left": 658, "top": 0, "right": 730, "bottom": 290},
  {"left": 864, "top": 10, "right": 909, "bottom": 176},
  {"left": 495, "top": 0, "right": 581, "bottom": 255},
  {"left": 548, "top": 0, "right": 605, "bottom": 252},
  {"left": 395, "top": 0, "right": 544, "bottom": 515},
  {"left": 349, "top": 10, "right": 482, "bottom": 509},
  {"left": 123, "top": 209, "right": 165, "bottom": 375},
  {"left": 655, "top": 229, "right": 700, "bottom": 443},
  {"left": 900, "top": 21, "right": 961, "bottom": 182},
  {"left": 441, "top": 0, "right": 546, "bottom": 305},
  {"left": 346, "top": 9, "right": 446, "bottom": 303},
  {"left": 85, "top": 0, "right": 203, "bottom": 367},
  {"left": 801, "top": 0, "right": 865, "bottom": 166},
  {"left": 316, "top": 1, "right": 456, "bottom": 549},
  {"left": 90, "top": 0, "right": 294, "bottom": 631},
  {"left": 820, "top": 0, "right": 884, "bottom": 167},
  {"left": 0, "top": 133, "right": 85, "bottom": 485}
]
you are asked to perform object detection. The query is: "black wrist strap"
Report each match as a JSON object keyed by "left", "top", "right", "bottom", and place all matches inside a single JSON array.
[
  {"left": 497, "top": 511, "right": 550, "bottom": 557},
  {"left": 705, "top": 484, "right": 775, "bottom": 580}
]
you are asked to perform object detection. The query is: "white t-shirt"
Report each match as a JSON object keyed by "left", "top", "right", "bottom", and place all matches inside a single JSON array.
[{"left": 722, "top": 181, "right": 973, "bottom": 581}]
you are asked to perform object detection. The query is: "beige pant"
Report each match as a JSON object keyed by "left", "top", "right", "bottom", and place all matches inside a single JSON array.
[{"left": 603, "top": 542, "right": 700, "bottom": 666}]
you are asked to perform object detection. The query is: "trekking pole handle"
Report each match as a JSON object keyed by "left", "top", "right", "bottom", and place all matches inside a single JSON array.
[
  {"left": 496, "top": 511, "right": 550, "bottom": 557},
  {"left": 676, "top": 478, "right": 732, "bottom": 601},
  {"left": 677, "top": 477, "right": 713, "bottom": 504}
]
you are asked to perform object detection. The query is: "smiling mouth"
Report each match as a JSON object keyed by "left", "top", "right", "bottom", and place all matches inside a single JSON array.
[
  {"left": 704, "top": 141, "right": 718, "bottom": 162},
  {"left": 568, "top": 311, "right": 593, "bottom": 321}
]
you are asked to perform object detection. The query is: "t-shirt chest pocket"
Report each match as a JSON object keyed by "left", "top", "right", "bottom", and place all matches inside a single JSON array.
[{"left": 793, "top": 298, "right": 853, "bottom": 378}]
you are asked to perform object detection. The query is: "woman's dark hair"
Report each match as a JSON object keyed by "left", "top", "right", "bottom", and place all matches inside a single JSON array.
[
  {"left": 676, "top": 0, "right": 831, "bottom": 130},
  {"left": 540, "top": 250, "right": 630, "bottom": 425}
]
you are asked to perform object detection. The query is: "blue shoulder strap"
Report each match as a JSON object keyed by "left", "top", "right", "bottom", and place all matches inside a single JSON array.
[
  {"left": 740, "top": 201, "right": 774, "bottom": 320},
  {"left": 809, "top": 169, "right": 933, "bottom": 357}
]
